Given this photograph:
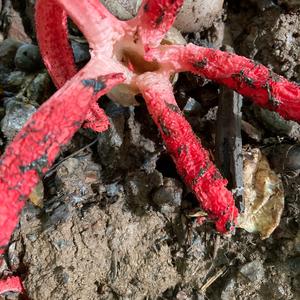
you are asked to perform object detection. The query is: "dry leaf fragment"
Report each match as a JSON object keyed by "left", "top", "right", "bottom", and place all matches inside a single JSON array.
[
  {"left": 28, "top": 181, "right": 44, "bottom": 208},
  {"left": 237, "top": 148, "right": 284, "bottom": 239}
]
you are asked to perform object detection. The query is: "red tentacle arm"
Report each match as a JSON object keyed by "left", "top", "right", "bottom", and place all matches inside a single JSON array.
[
  {"left": 147, "top": 44, "right": 300, "bottom": 122},
  {"left": 56, "top": 0, "right": 125, "bottom": 52},
  {"left": 132, "top": 0, "right": 184, "bottom": 50},
  {"left": 36, "top": 0, "right": 125, "bottom": 89},
  {"left": 83, "top": 102, "right": 110, "bottom": 132},
  {"left": 0, "top": 276, "right": 24, "bottom": 295},
  {"left": 136, "top": 73, "right": 238, "bottom": 233},
  {"left": 36, "top": 0, "right": 125, "bottom": 64},
  {"left": 36, "top": 0, "right": 124, "bottom": 87},
  {"left": 35, "top": 0, "right": 76, "bottom": 88},
  {"left": 36, "top": 0, "right": 127, "bottom": 132},
  {"left": 0, "top": 65, "right": 124, "bottom": 256}
]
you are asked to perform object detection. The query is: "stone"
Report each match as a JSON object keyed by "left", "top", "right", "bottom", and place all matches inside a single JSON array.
[{"left": 239, "top": 260, "right": 265, "bottom": 282}]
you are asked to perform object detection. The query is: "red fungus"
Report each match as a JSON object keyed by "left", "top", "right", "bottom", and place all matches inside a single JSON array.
[
  {"left": 0, "top": 71, "right": 124, "bottom": 294},
  {"left": 33, "top": 0, "right": 238, "bottom": 234},
  {"left": 136, "top": 73, "right": 238, "bottom": 232},
  {"left": 0, "top": 71, "right": 124, "bottom": 257},
  {"left": 0, "top": 276, "right": 24, "bottom": 295},
  {"left": 146, "top": 44, "right": 300, "bottom": 121},
  {"left": 1, "top": 0, "right": 300, "bottom": 296}
]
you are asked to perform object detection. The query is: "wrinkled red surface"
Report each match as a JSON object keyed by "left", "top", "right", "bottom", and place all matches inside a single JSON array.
[
  {"left": 35, "top": 0, "right": 239, "bottom": 233},
  {"left": 132, "top": 0, "right": 184, "bottom": 49},
  {"left": 0, "top": 276, "right": 24, "bottom": 294},
  {"left": 137, "top": 74, "right": 238, "bottom": 232},
  {"left": 35, "top": 0, "right": 76, "bottom": 88},
  {"left": 35, "top": 0, "right": 116, "bottom": 132},
  {"left": 0, "top": 70, "right": 124, "bottom": 254},
  {"left": 83, "top": 102, "right": 110, "bottom": 132},
  {"left": 2, "top": 1, "right": 300, "bottom": 295},
  {"left": 147, "top": 44, "right": 300, "bottom": 122}
]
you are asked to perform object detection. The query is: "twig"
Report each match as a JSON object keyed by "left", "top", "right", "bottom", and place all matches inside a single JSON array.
[
  {"left": 215, "top": 87, "right": 244, "bottom": 212},
  {"left": 44, "top": 138, "right": 98, "bottom": 178},
  {"left": 199, "top": 265, "right": 228, "bottom": 293}
]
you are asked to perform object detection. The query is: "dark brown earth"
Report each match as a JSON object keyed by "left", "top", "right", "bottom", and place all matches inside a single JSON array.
[{"left": 0, "top": 0, "right": 300, "bottom": 299}]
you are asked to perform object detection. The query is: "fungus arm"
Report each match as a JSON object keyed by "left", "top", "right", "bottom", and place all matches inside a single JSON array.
[
  {"left": 83, "top": 103, "right": 110, "bottom": 132},
  {"left": 36, "top": 0, "right": 124, "bottom": 132},
  {"left": 147, "top": 44, "right": 300, "bottom": 122},
  {"left": 0, "top": 276, "right": 24, "bottom": 295},
  {"left": 136, "top": 73, "right": 238, "bottom": 233},
  {"left": 56, "top": 0, "right": 125, "bottom": 50},
  {"left": 36, "top": 0, "right": 124, "bottom": 88},
  {"left": 36, "top": 0, "right": 76, "bottom": 88},
  {"left": 132, "top": 0, "right": 184, "bottom": 50},
  {"left": 0, "top": 64, "right": 124, "bottom": 256}
]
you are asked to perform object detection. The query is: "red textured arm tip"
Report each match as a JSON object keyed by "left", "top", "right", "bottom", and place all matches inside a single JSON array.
[
  {"left": 136, "top": 73, "right": 238, "bottom": 233},
  {"left": 0, "top": 276, "right": 24, "bottom": 295},
  {"left": 147, "top": 44, "right": 300, "bottom": 122},
  {"left": 83, "top": 102, "right": 110, "bottom": 132},
  {"left": 133, "top": 0, "right": 184, "bottom": 50}
]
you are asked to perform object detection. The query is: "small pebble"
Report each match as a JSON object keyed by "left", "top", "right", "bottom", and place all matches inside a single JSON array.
[
  {"left": 239, "top": 260, "right": 265, "bottom": 282},
  {"left": 176, "top": 290, "right": 189, "bottom": 300},
  {"left": 56, "top": 158, "right": 81, "bottom": 178},
  {"left": 153, "top": 178, "right": 182, "bottom": 214},
  {"left": 183, "top": 97, "right": 203, "bottom": 116},
  {"left": 269, "top": 144, "right": 300, "bottom": 176},
  {"left": 0, "top": 38, "right": 22, "bottom": 68},
  {"left": 71, "top": 40, "right": 90, "bottom": 64},
  {"left": 25, "top": 72, "right": 51, "bottom": 103},
  {"left": 105, "top": 183, "right": 124, "bottom": 197},
  {"left": 153, "top": 178, "right": 182, "bottom": 206},
  {"left": 7, "top": 242, "right": 21, "bottom": 272},
  {"left": 2, "top": 70, "right": 26, "bottom": 92},
  {"left": 26, "top": 233, "right": 38, "bottom": 242},
  {"left": 14, "top": 44, "right": 43, "bottom": 72},
  {"left": 1, "top": 98, "right": 36, "bottom": 140}
]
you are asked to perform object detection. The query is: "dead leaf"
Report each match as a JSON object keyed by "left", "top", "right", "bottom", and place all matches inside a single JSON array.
[
  {"left": 29, "top": 181, "right": 44, "bottom": 208},
  {"left": 237, "top": 148, "right": 284, "bottom": 239}
]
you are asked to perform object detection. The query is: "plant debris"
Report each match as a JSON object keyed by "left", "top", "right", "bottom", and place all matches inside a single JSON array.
[{"left": 238, "top": 148, "right": 285, "bottom": 239}]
